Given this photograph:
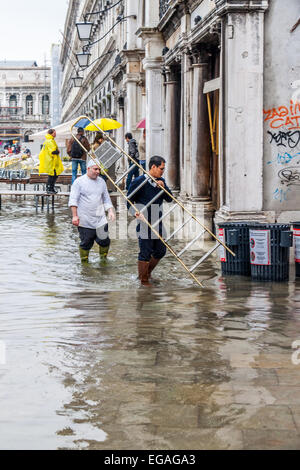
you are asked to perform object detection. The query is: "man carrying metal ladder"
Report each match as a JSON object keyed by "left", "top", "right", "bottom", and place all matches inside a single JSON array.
[
  {"left": 70, "top": 116, "right": 235, "bottom": 289},
  {"left": 127, "top": 156, "right": 173, "bottom": 286}
]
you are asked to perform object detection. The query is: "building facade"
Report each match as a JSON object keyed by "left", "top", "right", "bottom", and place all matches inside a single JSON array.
[
  {"left": 60, "top": 0, "right": 145, "bottom": 154},
  {"left": 60, "top": 0, "right": 300, "bottom": 226},
  {"left": 0, "top": 61, "right": 51, "bottom": 148}
]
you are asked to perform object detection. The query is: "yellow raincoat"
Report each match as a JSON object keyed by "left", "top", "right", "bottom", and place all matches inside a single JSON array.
[{"left": 39, "top": 134, "right": 64, "bottom": 176}]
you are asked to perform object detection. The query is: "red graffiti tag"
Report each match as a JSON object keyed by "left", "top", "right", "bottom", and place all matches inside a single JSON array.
[{"left": 263, "top": 101, "right": 300, "bottom": 130}]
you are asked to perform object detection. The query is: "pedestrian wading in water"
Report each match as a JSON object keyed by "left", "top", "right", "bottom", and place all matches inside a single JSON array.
[
  {"left": 68, "top": 160, "right": 115, "bottom": 263},
  {"left": 38, "top": 129, "right": 64, "bottom": 194},
  {"left": 127, "top": 155, "right": 173, "bottom": 286},
  {"left": 67, "top": 127, "right": 91, "bottom": 185}
]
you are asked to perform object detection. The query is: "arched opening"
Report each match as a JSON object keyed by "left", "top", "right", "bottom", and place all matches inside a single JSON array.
[{"left": 24, "top": 130, "right": 33, "bottom": 143}]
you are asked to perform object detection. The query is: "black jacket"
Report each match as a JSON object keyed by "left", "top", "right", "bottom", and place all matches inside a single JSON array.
[
  {"left": 127, "top": 174, "right": 173, "bottom": 236},
  {"left": 127, "top": 138, "right": 139, "bottom": 163}
]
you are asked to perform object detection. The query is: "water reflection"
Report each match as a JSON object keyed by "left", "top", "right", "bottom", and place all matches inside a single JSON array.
[{"left": 0, "top": 200, "right": 300, "bottom": 449}]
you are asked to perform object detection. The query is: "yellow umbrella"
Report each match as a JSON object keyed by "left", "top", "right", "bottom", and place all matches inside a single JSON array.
[{"left": 85, "top": 118, "right": 122, "bottom": 132}]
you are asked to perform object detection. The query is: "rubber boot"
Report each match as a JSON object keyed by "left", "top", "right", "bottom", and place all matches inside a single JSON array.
[
  {"left": 148, "top": 257, "right": 160, "bottom": 279},
  {"left": 79, "top": 247, "right": 90, "bottom": 263},
  {"left": 49, "top": 183, "right": 58, "bottom": 194},
  {"left": 99, "top": 244, "right": 109, "bottom": 261},
  {"left": 138, "top": 261, "right": 151, "bottom": 286},
  {"left": 47, "top": 183, "right": 57, "bottom": 195}
]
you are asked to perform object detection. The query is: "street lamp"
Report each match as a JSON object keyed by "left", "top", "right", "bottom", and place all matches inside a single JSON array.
[
  {"left": 76, "top": 21, "right": 94, "bottom": 41},
  {"left": 72, "top": 75, "right": 84, "bottom": 87},
  {"left": 76, "top": 52, "right": 91, "bottom": 68},
  {"left": 72, "top": 50, "right": 117, "bottom": 87},
  {"left": 75, "top": 0, "right": 124, "bottom": 42}
]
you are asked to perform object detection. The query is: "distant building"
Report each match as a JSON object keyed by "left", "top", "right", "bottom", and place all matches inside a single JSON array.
[{"left": 0, "top": 60, "right": 51, "bottom": 148}]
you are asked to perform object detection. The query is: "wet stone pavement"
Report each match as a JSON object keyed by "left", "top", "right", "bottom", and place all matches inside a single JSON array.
[{"left": 0, "top": 198, "right": 300, "bottom": 450}]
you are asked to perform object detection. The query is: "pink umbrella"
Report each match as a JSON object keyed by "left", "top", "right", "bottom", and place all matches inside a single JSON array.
[{"left": 136, "top": 118, "right": 146, "bottom": 129}]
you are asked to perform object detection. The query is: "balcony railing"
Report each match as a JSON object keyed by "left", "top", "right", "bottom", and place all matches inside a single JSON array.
[
  {"left": 159, "top": 0, "right": 171, "bottom": 19},
  {"left": 23, "top": 114, "right": 50, "bottom": 122},
  {"left": 0, "top": 107, "right": 23, "bottom": 120},
  {"left": 0, "top": 114, "right": 50, "bottom": 122},
  {"left": 0, "top": 114, "right": 23, "bottom": 121}
]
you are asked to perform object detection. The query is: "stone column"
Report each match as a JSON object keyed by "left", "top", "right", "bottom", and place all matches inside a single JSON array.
[
  {"left": 126, "top": 0, "right": 138, "bottom": 49},
  {"left": 33, "top": 94, "right": 39, "bottom": 117},
  {"left": 191, "top": 58, "right": 211, "bottom": 200},
  {"left": 138, "top": 21, "right": 165, "bottom": 164},
  {"left": 115, "top": 93, "right": 126, "bottom": 177},
  {"left": 165, "top": 67, "right": 180, "bottom": 189},
  {"left": 180, "top": 49, "right": 193, "bottom": 198},
  {"left": 21, "top": 93, "right": 26, "bottom": 117},
  {"left": 120, "top": 49, "right": 145, "bottom": 138},
  {"left": 215, "top": 3, "right": 269, "bottom": 223},
  {"left": 125, "top": 78, "right": 138, "bottom": 133},
  {"left": 143, "top": 57, "right": 165, "bottom": 162},
  {"left": 145, "top": 0, "right": 159, "bottom": 27}
]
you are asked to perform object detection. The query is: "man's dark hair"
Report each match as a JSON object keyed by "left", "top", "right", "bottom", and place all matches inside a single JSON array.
[
  {"left": 77, "top": 127, "right": 84, "bottom": 133},
  {"left": 149, "top": 156, "right": 165, "bottom": 170},
  {"left": 125, "top": 132, "right": 132, "bottom": 140},
  {"left": 48, "top": 128, "right": 55, "bottom": 135}
]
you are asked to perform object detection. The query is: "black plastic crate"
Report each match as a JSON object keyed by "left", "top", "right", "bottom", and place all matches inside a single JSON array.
[
  {"left": 217, "top": 222, "right": 254, "bottom": 276},
  {"left": 249, "top": 224, "right": 293, "bottom": 282}
]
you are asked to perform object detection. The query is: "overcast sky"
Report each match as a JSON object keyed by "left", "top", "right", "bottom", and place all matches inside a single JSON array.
[{"left": 0, "top": 0, "right": 69, "bottom": 66}]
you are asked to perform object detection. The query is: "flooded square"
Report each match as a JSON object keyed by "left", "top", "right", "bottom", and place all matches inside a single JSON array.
[{"left": 0, "top": 199, "right": 300, "bottom": 449}]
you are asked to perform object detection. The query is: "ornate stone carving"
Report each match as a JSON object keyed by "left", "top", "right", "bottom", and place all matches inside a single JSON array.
[
  {"left": 159, "top": 0, "right": 171, "bottom": 19},
  {"left": 215, "top": 0, "right": 269, "bottom": 14}
]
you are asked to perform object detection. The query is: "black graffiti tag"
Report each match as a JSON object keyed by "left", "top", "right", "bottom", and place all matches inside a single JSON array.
[
  {"left": 278, "top": 167, "right": 300, "bottom": 186},
  {"left": 268, "top": 130, "right": 300, "bottom": 149}
]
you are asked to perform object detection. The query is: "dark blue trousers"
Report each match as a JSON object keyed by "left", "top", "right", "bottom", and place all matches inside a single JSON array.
[
  {"left": 78, "top": 225, "right": 110, "bottom": 250},
  {"left": 138, "top": 238, "right": 166, "bottom": 262},
  {"left": 126, "top": 162, "right": 139, "bottom": 190}
]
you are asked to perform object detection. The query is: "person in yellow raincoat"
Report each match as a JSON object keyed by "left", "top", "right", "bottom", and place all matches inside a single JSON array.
[{"left": 39, "top": 129, "right": 64, "bottom": 194}]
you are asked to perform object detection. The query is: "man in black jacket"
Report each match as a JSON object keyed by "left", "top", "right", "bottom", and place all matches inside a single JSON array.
[
  {"left": 125, "top": 132, "right": 140, "bottom": 190},
  {"left": 67, "top": 127, "right": 91, "bottom": 184},
  {"left": 127, "top": 156, "right": 173, "bottom": 286}
]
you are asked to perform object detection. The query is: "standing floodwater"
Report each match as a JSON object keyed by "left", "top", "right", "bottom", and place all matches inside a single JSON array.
[{"left": 1, "top": 199, "right": 300, "bottom": 450}]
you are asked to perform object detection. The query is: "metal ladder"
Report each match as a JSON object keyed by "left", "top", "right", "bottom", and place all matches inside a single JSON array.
[{"left": 71, "top": 116, "right": 235, "bottom": 288}]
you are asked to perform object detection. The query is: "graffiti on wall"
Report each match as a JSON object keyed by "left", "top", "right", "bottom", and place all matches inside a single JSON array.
[
  {"left": 263, "top": 101, "right": 300, "bottom": 130},
  {"left": 267, "top": 130, "right": 300, "bottom": 149},
  {"left": 265, "top": 89, "right": 300, "bottom": 203}
]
